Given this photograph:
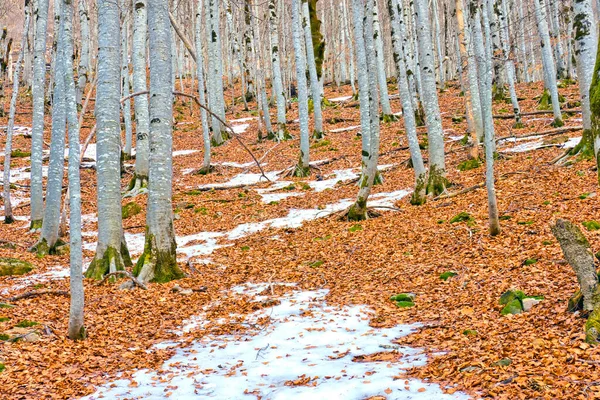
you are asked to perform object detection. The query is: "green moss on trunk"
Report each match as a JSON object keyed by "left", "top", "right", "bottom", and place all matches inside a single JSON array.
[
  {"left": 126, "top": 173, "right": 148, "bottom": 191},
  {"left": 410, "top": 174, "right": 427, "bottom": 205},
  {"left": 346, "top": 199, "right": 367, "bottom": 221},
  {"left": 29, "top": 219, "right": 42, "bottom": 232},
  {"left": 426, "top": 165, "right": 447, "bottom": 197},
  {"left": 85, "top": 245, "right": 130, "bottom": 280},
  {"left": 133, "top": 227, "right": 184, "bottom": 283}
]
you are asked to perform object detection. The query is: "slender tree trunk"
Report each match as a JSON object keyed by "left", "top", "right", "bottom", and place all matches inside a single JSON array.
[
  {"left": 456, "top": 0, "right": 483, "bottom": 155},
  {"left": 587, "top": 4, "right": 600, "bottom": 184},
  {"left": 196, "top": 0, "right": 212, "bottom": 172},
  {"left": 549, "top": 0, "right": 565, "bottom": 79},
  {"left": 301, "top": 0, "right": 324, "bottom": 138},
  {"left": 414, "top": 0, "right": 446, "bottom": 195},
  {"left": 372, "top": 0, "right": 394, "bottom": 119},
  {"left": 517, "top": 0, "right": 530, "bottom": 82},
  {"left": 30, "top": 0, "right": 49, "bottom": 231},
  {"left": 534, "top": 0, "right": 562, "bottom": 126},
  {"left": 388, "top": 0, "right": 426, "bottom": 204},
  {"left": 472, "top": 0, "right": 499, "bottom": 235},
  {"left": 62, "top": 0, "right": 85, "bottom": 340},
  {"left": 76, "top": 0, "right": 90, "bottom": 106},
  {"left": 130, "top": 0, "right": 150, "bottom": 191},
  {"left": 348, "top": 0, "right": 380, "bottom": 220},
  {"left": 292, "top": 0, "right": 310, "bottom": 176},
  {"left": 268, "top": 0, "right": 288, "bottom": 140},
  {"left": 3, "top": 1, "right": 31, "bottom": 224},
  {"left": 33, "top": 0, "right": 66, "bottom": 255},
  {"left": 86, "top": 0, "right": 132, "bottom": 279},
  {"left": 121, "top": 0, "right": 133, "bottom": 158},
  {"left": 134, "top": 0, "right": 184, "bottom": 283},
  {"left": 498, "top": 0, "right": 522, "bottom": 127}
]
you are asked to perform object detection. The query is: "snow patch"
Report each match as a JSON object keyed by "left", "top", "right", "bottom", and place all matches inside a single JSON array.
[
  {"left": 328, "top": 95, "right": 353, "bottom": 102},
  {"left": 330, "top": 125, "right": 360, "bottom": 133},
  {"left": 173, "top": 150, "right": 200, "bottom": 157},
  {"left": 84, "top": 285, "right": 467, "bottom": 400},
  {"left": 232, "top": 124, "right": 250, "bottom": 134}
]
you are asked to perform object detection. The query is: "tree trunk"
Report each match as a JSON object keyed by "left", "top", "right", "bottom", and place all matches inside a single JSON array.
[
  {"left": 388, "top": 0, "right": 426, "bottom": 205},
  {"left": 551, "top": 219, "right": 600, "bottom": 344},
  {"left": 62, "top": 0, "right": 85, "bottom": 340},
  {"left": 301, "top": 0, "right": 324, "bottom": 138},
  {"left": 533, "top": 0, "right": 562, "bottom": 127},
  {"left": 569, "top": 0, "right": 597, "bottom": 160},
  {"left": 134, "top": 0, "right": 184, "bottom": 283},
  {"left": 86, "top": 0, "right": 132, "bottom": 279},
  {"left": 2, "top": 0, "right": 31, "bottom": 224},
  {"left": 268, "top": 0, "right": 288, "bottom": 140},
  {"left": 30, "top": 0, "right": 49, "bottom": 231},
  {"left": 130, "top": 0, "right": 150, "bottom": 190},
  {"left": 76, "top": 0, "right": 90, "bottom": 106},
  {"left": 121, "top": 0, "right": 133, "bottom": 158},
  {"left": 196, "top": 0, "right": 212, "bottom": 172},
  {"left": 292, "top": 0, "right": 310, "bottom": 177},
  {"left": 414, "top": 0, "right": 446, "bottom": 195},
  {"left": 372, "top": 0, "right": 394, "bottom": 119},
  {"left": 498, "top": 0, "right": 522, "bottom": 128}
]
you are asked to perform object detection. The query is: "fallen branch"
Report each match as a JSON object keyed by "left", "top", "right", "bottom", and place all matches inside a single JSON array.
[
  {"left": 168, "top": 12, "right": 197, "bottom": 62},
  {"left": 7, "top": 289, "right": 69, "bottom": 302},
  {"left": 97, "top": 271, "right": 148, "bottom": 290},
  {"left": 434, "top": 182, "right": 485, "bottom": 200}
]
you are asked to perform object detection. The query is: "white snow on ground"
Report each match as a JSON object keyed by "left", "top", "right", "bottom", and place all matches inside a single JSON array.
[
  {"left": 1, "top": 125, "right": 32, "bottom": 136},
  {"left": 328, "top": 95, "right": 353, "bottom": 102},
  {"left": 2, "top": 166, "right": 48, "bottom": 183},
  {"left": 330, "top": 125, "right": 360, "bottom": 133},
  {"left": 173, "top": 150, "right": 200, "bottom": 157},
  {"left": 232, "top": 123, "right": 250, "bottom": 134},
  {"left": 259, "top": 192, "right": 305, "bottom": 203},
  {"left": 83, "top": 284, "right": 467, "bottom": 400},
  {"left": 0, "top": 265, "right": 71, "bottom": 295},
  {"left": 230, "top": 117, "right": 257, "bottom": 124},
  {"left": 218, "top": 161, "right": 258, "bottom": 168},
  {"left": 501, "top": 135, "right": 581, "bottom": 153},
  {"left": 198, "top": 170, "right": 281, "bottom": 190}
]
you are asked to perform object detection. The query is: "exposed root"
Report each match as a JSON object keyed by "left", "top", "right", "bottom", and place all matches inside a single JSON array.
[
  {"left": 6, "top": 289, "right": 69, "bottom": 302},
  {"left": 97, "top": 271, "right": 148, "bottom": 290}
]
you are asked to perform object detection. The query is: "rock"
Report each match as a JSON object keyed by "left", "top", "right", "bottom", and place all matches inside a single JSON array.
[
  {"left": 459, "top": 366, "right": 481, "bottom": 373},
  {"left": 501, "top": 298, "right": 523, "bottom": 315},
  {"left": 4, "top": 327, "right": 41, "bottom": 342},
  {"left": 522, "top": 297, "right": 541, "bottom": 312},
  {"left": 499, "top": 289, "right": 525, "bottom": 305},
  {"left": 390, "top": 293, "right": 416, "bottom": 302},
  {"left": 0, "top": 258, "right": 33, "bottom": 277},
  {"left": 119, "top": 281, "right": 135, "bottom": 290},
  {"left": 171, "top": 284, "right": 193, "bottom": 295},
  {"left": 122, "top": 202, "right": 142, "bottom": 219},
  {"left": 493, "top": 358, "right": 512, "bottom": 367},
  {"left": 22, "top": 332, "right": 41, "bottom": 343},
  {"left": 440, "top": 271, "right": 458, "bottom": 281}
]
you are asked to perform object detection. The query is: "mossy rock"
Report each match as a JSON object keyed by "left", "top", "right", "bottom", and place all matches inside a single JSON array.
[
  {"left": 499, "top": 289, "right": 525, "bottom": 305},
  {"left": 122, "top": 202, "right": 142, "bottom": 219},
  {"left": 493, "top": 358, "right": 512, "bottom": 367},
  {"left": 463, "top": 329, "right": 478, "bottom": 336},
  {"left": 523, "top": 258, "right": 537, "bottom": 266},
  {"left": 0, "top": 258, "right": 33, "bottom": 276},
  {"left": 582, "top": 221, "right": 600, "bottom": 231},
  {"left": 394, "top": 300, "right": 415, "bottom": 308},
  {"left": 11, "top": 149, "right": 30, "bottom": 158},
  {"left": 450, "top": 212, "right": 474, "bottom": 224},
  {"left": 15, "top": 320, "right": 39, "bottom": 328},
  {"left": 390, "top": 293, "right": 415, "bottom": 302},
  {"left": 501, "top": 298, "right": 524, "bottom": 315},
  {"left": 440, "top": 271, "right": 458, "bottom": 281},
  {"left": 457, "top": 158, "right": 481, "bottom": 171}
]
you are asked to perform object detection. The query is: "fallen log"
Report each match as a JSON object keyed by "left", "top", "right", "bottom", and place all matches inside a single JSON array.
[{"left": 7, "top": 289, "right": 69, "bottom": 302}]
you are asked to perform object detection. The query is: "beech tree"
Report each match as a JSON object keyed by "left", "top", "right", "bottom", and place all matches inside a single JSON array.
[
  {"left": 2, "top": 0, "right": 31, "bottom": 223},
  {"left": 86, "top": 0, "right": 132, "bottom": 278},
  {"left": 134, "top": 0, "right": 184, "bottom": 283},
  {"left": 30, "top": 0, "right": 49, "bottom": 231}
]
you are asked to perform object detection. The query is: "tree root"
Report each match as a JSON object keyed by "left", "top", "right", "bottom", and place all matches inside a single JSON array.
[{"left": 97, "top": 270, "right": 148, "bottom": 290}]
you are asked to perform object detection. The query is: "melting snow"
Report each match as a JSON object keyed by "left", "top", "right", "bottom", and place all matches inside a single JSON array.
[
  {"left": 330, "top": 125, "right": 360, "bottom": 133},
  {"left": 173, "top": 150, "right": 200, "bottom": 157},
  {"left": 230, "top": 117, "right": 256, "bottom": 124},
  {"left": 1, "top": 125, "right": 32, "bottom": 136},
  {"left": 501, "top": 135, "right": 581, "bottom": 153},
  {"left": 83, "top": 284, "right": 467, "bottom": 400},
  {"left": 0, "top": 265, "right": 70, "bottom": 295},
  {"left": 232, "top": 124, "right": 250, "bottom": 134},
  {"left": 328, "top": 95, "right": 353, "bottom": 102},
  {"left": 198, "top": 170, "right": 281, "bottom": 190}
]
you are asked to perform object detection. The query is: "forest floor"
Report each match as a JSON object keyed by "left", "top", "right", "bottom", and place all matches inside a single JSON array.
[{"left": 0, "top": 80, "right": 598, "bottom": 399}]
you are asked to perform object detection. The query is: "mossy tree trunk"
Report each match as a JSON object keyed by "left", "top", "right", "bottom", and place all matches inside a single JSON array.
[
  {"left": 552, "top": 219, "right": 600, "bottom": 343},
  {"left": 86, "top": 0, "right": 131, "bottom": 279},
  {"left": 134, "top": 0, "right": 184, "bottom": 284}
]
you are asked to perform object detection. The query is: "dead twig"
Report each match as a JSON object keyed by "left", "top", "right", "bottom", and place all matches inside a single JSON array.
[{"left": 7, "top": 289, "right": 69, "bottom": 302}]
